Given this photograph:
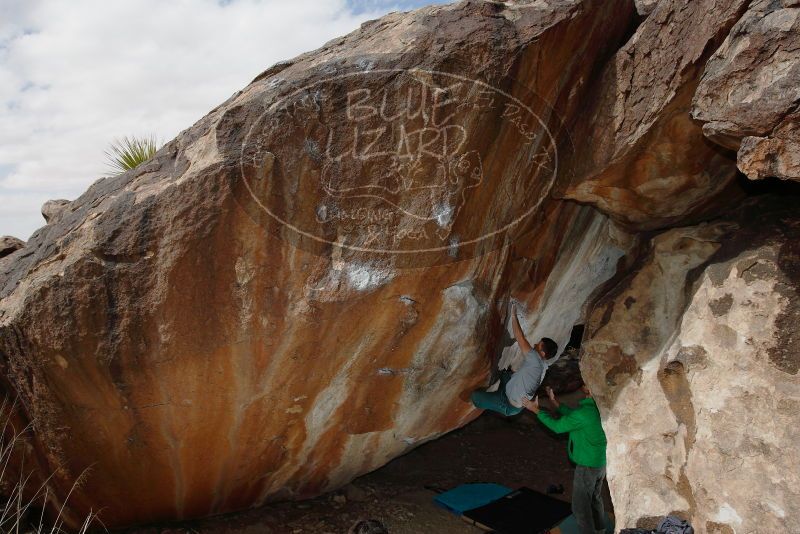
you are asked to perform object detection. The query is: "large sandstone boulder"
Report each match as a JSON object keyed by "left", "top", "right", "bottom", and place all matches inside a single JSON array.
[
  {"left": 581, "top": 197, "right": 800, "bottom": 532},
  {"left": 0, "top": 1, "right": 636, "bottom": 528},
  {"left": 4, "top": 0, "right": 797, "bottom": 531},
  {"left": 692, "top": 0, "right": 800, "bottom": 181}
]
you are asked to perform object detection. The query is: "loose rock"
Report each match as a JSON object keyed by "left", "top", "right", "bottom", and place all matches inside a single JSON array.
[{"left": 0, "top": 236, "right": 24, "bottom": 259}]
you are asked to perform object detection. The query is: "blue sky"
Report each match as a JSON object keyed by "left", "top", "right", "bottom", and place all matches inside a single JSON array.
[
  {"left": 347, "top": 0, "right": 452, "bottom": 14},
  {"left": 0, "top": 0, "right": 455, "bottom": 240}
]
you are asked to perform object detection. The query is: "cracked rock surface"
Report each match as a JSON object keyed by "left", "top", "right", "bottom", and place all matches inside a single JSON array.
[{"left": 692, "top": 0, "right": 800, "bottom": 181}]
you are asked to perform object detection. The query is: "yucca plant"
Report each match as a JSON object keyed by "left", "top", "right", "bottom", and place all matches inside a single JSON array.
[{"left": 104, "top": 135, "right": 160, "bottom": 176}]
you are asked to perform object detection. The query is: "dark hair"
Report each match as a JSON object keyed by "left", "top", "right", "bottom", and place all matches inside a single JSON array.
[
  {"left": 541, "top": 337, "right": 558, "bottom": 359},
  {"left": 349, "top": 519, "right": 389, "bottom": 534}
]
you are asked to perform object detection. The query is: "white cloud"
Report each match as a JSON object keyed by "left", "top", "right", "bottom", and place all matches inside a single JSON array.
[{"left": 0, "top": 0, "right": 450, "bottom": 240}]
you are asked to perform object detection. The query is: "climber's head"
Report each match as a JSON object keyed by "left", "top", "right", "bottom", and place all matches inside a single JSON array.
[{"left": 535, "top": 337, "right": 558, "bottom": 360}]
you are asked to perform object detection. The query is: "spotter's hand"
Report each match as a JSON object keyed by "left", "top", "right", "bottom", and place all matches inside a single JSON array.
[{"left": 522, "top": 395, "right": 540, "bottom": 414}]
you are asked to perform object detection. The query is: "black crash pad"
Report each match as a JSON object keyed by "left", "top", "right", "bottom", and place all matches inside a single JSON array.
[{"left": 461, "top": 487, "right": 572, "bottom": 534}]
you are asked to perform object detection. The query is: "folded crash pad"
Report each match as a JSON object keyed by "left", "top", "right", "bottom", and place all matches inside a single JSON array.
[
  {"left": 461, "top": 487, "right": 572, "bottom": 534},
  {"left": 433, "top": 483, "right": 513, "bottom": 515}
]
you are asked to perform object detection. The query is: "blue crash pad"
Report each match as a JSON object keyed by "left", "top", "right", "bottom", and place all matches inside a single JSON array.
[{"left": 433, "top": 483, "right": 513, "bottom": 515}]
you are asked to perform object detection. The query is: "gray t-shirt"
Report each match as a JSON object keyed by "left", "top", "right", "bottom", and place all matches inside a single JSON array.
[{"left": 505, "top": 349, "right": 555, "bottom": 407}]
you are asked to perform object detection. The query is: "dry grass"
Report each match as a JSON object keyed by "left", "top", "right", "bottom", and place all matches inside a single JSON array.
[{"left": 0, "top": 399, "right": 102, "bottom": 533}]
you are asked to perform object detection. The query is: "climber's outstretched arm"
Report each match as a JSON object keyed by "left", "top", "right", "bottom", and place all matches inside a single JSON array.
[{"left": 510, "top": 304, "right": 533, "bottom": 354}]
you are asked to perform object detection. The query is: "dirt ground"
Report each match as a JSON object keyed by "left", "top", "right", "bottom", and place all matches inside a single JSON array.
[{"left": 126, "top": 392, "right": 611, "bottom": 534}]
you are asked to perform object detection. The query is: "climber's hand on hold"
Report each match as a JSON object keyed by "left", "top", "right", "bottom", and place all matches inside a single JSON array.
[{"left": 509, "top": 300, "right": 532, "bottom": 354}]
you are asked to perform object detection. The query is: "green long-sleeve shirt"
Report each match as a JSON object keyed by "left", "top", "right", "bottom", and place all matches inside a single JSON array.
[{"left": 537, "top": 397, "right": 607, "bottom": 468}]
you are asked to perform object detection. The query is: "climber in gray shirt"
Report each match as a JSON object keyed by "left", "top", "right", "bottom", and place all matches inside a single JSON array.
[{"left": 471, "top": 304, "right": 559, "bottom": 416}]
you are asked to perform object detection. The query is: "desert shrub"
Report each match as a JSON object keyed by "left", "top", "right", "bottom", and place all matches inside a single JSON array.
[{"left": 104, "top": 135, "right": 160, "bottom": 176}]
